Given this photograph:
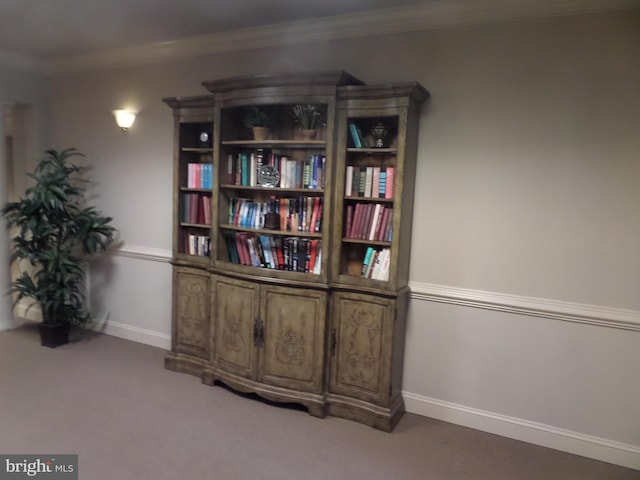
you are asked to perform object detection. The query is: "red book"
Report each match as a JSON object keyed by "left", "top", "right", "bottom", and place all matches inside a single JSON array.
[
  {"left": 372, "top": 204, "right": 386, "bottom": 241},
  {"left": 345, "top": 204, "right": 354, "bottom": 238},
  {"left": 385, "top": 167, "right": 395, "bottom": 199},
  {"left": 314, "top": 200, "right": 323, "bottom": 233},
  {"left": 382, "top": 208, "right": 394, "bottom": 241},
  {"left": 275, "top": 237, "right": 285, "bottom": 270},
  {"left": 359, "top": 203, "right": 373, "bottom": 239},
  {"left": 189, "top": 193, "right": 198, "bottom": 224},
  {"left": 349, "top": 203, "right": 363, "bottom": 239},
  {"left": 309, "top": 197, "right": 321, "bottom": 232},
  {"left": 308, "top": 239, "right": 318, "bottom": 273},
  {"left": 197, "top": 195, "right": 206, "bottom": 224},
  {"left": 234, "top": 233, "right": 247, "bottom": 265},
  {"left": 202, "top": 196, "right": 211, "bottom": 225},
  {"left": 376, "top": 207, "right": 390, "bottom": 241}
]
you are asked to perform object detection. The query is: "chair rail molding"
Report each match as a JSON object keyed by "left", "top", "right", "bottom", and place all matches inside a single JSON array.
[
  {"left": 409, "top": 281, "right": 640, "bottom": 331},
  {"left": 111, "top": 245, "right": 172, "bottom": 263}
]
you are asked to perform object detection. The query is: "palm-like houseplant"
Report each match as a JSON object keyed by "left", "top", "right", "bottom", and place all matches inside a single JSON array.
[
  {"left": 1, "top": 148, "right": 116, "bottom": 347},
  {"left": 290, "top": 104, "right": 325, "bottom": 130}
]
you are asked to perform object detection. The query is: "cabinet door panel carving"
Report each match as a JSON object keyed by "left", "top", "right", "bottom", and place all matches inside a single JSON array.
[
  {"left": 260, "top": 286, "right": 326, "bottom": 394},
  {"left": 330, "top": 292, "right": 394, "bottom": 403},
  {"left": 212, "top": 275, "right": 259, "bottom": 379},
  {"left": 174, "top": 268, "right": 210, "bottom": 358}
]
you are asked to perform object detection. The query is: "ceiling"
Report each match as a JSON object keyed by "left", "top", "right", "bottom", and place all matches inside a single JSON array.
[
  {"left": 0, "top": 0, "right": 431, "bottom": 60},
  {"left": 0, "top": 0, "right": 636, "bottom": 69}
]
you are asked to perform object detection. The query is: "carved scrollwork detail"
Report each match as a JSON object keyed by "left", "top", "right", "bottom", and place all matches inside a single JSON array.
[
  {"left": 342, "top": 309, "right": 380, "bottom": 389},
  {"left": 177, "top": 276, "right": 207, "bottom": 345},
  {"left": 275, "top": 325, "right": 306, "bottom": 366},
  {"left": 222, "top": 303, "right": 244, "bottom": 352}
]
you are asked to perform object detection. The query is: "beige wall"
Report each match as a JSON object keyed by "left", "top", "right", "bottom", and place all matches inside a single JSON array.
[{"left": 47, "top": 10, "right": 639, "bottom": 468}]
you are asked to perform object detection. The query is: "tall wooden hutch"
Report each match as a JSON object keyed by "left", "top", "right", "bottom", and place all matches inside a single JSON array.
[{"left": 163, "top": 71, "right": 428, "bottom": 431}]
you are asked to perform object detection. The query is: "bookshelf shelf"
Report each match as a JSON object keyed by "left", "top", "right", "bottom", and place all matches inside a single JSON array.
[
  {"left": 346, "top": 147, "right": 396, "bottom": 154},
  {"left": 219, "top": 224, "right": 323, "bottom": 238},
  {"left": 164, "top": 72, "right": 428, "bottom": 433},
  {"left": 220, "top": 184, "right": 324, "bottom": 194},
  {"left": 182, "top": 147, "right": 214, "bottom": 153},
  {"left": 222, "top": 140, "right": 326, "bottom": 147}
]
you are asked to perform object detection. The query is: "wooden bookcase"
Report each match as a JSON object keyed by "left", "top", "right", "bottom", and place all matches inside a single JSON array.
[
  {"left": 328, "top": 84, "right": 428, "bottom": 429},
  {"left": 163, "top": 95, "right": 215, "bottom": 375},
  {"left": 163, "top": 72, "right": 428, "bottom": 431}
]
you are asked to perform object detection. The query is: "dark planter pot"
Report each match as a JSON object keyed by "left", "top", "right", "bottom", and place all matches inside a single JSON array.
[{"left": 38, "top": 323, "right": 71, "bottom": 348}]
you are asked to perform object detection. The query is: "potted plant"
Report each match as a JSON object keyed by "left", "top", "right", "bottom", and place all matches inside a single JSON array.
[
  {"left": 242, "top": 106, "right": 273, "bottom": 141},
  {"left": 1, "top": 148, "right": 116, "bottom": 347},
  {"left": 290, "top": 104, "right": 326, "bottom": 140}
]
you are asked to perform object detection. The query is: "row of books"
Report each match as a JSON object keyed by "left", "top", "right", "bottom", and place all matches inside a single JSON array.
[
  {"left": 187, "top": 162, "right": 213, "bottom": 189},
  {"left": 360, "top": 247, "right": 391, "bottom": 281},
  {"left": 226, "top": 151, "right": 325, "bottom": 189},
  {"left": 345, "top": 203, "right": 393, "bottom": 242},
  {"left": 226, "top": 233, "right": 322, "bottom": 274},
  {"left": 182, "top": 233, "right": 211, "bottom": 257},
  {"left": 182, "top": 193, "right": 211, "bottom": 225},
  {"left": 228, "top": 196, "right": 323, "bottom": 233},
  {"left": 345, "top": 165, "right": 394, "bottom": 198}
]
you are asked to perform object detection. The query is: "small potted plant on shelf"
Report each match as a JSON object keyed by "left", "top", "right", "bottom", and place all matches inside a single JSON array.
[
  {"left": 1, "top": 148, "right": 117, "bottom": 347},
  {"left": 243, "top": 106, "right": 274, "bottom": 141},
  {"left": 290, "top": 104, "right": 326, "bottom": 140}
]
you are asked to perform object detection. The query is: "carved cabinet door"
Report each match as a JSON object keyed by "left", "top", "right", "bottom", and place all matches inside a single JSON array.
[
  {"left": 259, "top": 285, "right": 327, "bottom": 394},
  {"left": 212, "top": 274, "right": 260, "bottom": 380},
  {"left": 329, "top": 291, "right": 396, "bottom": 404},
  {"left": 173, "top": 267, "right": 210, "bottom": 359}
]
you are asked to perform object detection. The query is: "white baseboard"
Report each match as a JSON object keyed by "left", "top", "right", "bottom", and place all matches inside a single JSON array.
[
  {"left": 0, "top": 319, "right": 16, "bottom": 332},
  {"left": 91, "top": 320, "right": 171, "bottom": 350},
  {"left": 404, "top": 392, "right": 640, "bottom": 471}
]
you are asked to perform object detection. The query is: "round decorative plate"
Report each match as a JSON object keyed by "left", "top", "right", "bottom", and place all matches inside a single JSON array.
[{"left": 258, "top": 165, "right": 280, "bottom": 187}]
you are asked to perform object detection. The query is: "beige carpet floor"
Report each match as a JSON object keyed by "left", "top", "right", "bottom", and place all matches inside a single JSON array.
[{"left": 0, "top": 324, "right": 638, "bottom": 480}]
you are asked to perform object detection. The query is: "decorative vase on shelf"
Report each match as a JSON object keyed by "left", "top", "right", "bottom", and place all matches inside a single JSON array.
[
  {"left": 370, "top": 121, "right": 388, "bottom": 148},
  {"left": 252, "top": 126, "right": 269, "bottom": 141},
  {"left": 301, "top": 129, "right": 317, "bottom": 141}
]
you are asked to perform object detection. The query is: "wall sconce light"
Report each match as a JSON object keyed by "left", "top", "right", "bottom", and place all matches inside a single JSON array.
[{"left": 112, "top": 110, "right": 136, "bottom": 132}]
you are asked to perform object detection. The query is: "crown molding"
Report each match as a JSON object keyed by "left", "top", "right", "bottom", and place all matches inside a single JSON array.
[{"left": 46, "top": 0, "right": 640, "bottom": 74}]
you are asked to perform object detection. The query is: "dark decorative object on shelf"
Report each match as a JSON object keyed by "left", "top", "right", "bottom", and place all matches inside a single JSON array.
[{"left": 370, "top": 121, "right": 388, "bottom": 148}]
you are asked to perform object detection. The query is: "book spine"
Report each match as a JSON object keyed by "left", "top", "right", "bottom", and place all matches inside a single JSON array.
[
  {"left": 345, "top": 166, "right": 353, "bottom": 196},
  {"left": 364, "top": 166, "right": 373, "bottom": 198},
  {"left": 348, "top": 122, "right": 362, "bottom": 148},
  {"left": 385, "top": 167, "right": 395, "bottom": 198},
  {"left": 371, "top": 167, "right": 380, "bottom": 200}
]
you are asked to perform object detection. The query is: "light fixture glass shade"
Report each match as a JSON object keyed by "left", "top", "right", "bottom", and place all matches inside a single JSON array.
[{"left": 113, "top": 110, "right": 136, "bottom": 131}]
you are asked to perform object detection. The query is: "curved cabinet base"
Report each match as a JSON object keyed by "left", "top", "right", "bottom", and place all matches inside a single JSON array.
[
  {"left": 165, "top": 352, "right": 208, "bottom": 378},
  {"left": 202, "top": 368, "right": 327, "bottom": 419},
  {"left": 327, "top": 393, "right": 404, "bottom": 432}
]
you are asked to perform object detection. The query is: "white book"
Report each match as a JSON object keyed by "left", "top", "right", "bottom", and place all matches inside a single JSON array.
[
  {"left": 368, "top": 203, "right": 382, "bottom": 241},
  {"left": 378, "top": 248, "right": 391, "bottom": 281},
  {"left": 345, "top": 166, "right": 353, "bottom": 196},
  {"left": 313, "top": 242, "right": 322, "bottom": 275},
  {"left": 250, "top": 153, "right": 257, "bottom": 186},
  {"left": 364, "top": 166, "right": 373, "bottom": 198}
]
